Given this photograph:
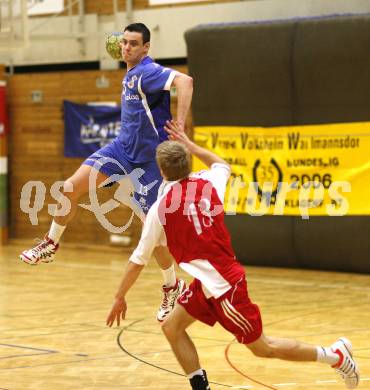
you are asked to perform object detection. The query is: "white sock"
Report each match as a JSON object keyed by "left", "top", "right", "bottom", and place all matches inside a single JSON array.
[
  {"left": 48, "top": 221, "right": 66, "bottom": 244},
  {"left": 316, "top": 346, "right": 340, "bottom": 365},
  {"left": 161, "top": 264, "right": 176, "bottom": 288},
  {"left": 187, "top": 368, "right": 204, "bottom": 379}
]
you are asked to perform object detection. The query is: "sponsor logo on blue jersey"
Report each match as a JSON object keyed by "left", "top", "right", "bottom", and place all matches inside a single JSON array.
[
  {"left": 125, "top": 94, "right": 140, "bottom": 101},
  {"left": 127, "top": 75, "right": 137, "bottom": 89}
]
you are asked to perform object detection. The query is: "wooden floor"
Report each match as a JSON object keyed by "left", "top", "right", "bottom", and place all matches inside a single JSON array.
[{"left": 0, "top": 241, "right": 369, "bottom": 390}]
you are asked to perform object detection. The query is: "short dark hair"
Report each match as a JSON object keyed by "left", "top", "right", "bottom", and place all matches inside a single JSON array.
[{"left": 124, "top": 23, "right": 151, "bottom": 44}]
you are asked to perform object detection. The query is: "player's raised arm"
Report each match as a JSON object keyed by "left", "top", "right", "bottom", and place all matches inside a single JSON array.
[
  {"left": 172, "top": 73, "right": 193, "bottom": 132},
  {"left": 164, "top": 120, "right": 230, "bottom": 169}
]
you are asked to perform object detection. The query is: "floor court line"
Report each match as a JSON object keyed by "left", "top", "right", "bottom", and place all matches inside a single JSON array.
[
  {"left": 0, "top": 352, "right": 57, "bottom": 360},
  {"left": 0, "top": 354, "right": 125, "bottom": 371},
  {"left": 224, "top": 341, "right": 278, "bottom": 390},
  {"left": 0, "top": 343, "right": 58, "bottom": 353},
  {"left": 118, "top": 314, "right": 367, "bottom": 389},
  {"left": 117, "top": 322, "right": 237, "bottom": 388}
]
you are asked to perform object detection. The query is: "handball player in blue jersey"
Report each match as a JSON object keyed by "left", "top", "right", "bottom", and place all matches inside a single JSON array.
[{"left": 20, "top": 23, "right": 192, "bottom": 321}]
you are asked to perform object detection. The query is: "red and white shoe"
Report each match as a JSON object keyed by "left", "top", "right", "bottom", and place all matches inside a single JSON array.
[
  {"left": 331, "top": 337, "right": 360, "bottom": 389},
  {"left": 20, "top": 237, "right": 59, "bottom": 265},
  {"left": 156, "top": 279, "right": 186, "bottom": 322}
]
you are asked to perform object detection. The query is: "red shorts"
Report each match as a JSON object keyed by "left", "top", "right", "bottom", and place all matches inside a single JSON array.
[{"left": 177, "top": 278, "right": 262, "bottom": 344}]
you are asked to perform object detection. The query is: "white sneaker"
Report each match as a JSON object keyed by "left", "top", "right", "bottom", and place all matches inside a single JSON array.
[
  {"left": 20, "top": 237, "right": 59, "bottom": 265},
  {"left": 156, "top": 279, "right": 186, "bottom": 322},
  {"left": 331, "top": 337, "right": 360, "bottom": 389}
]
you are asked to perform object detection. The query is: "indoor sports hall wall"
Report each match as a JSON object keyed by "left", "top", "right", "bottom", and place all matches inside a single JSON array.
[
  {"left": 0, "top": 66, "right": 7, "bottom": 244},
  {"left": 185, "top": 14, "right": 370, "bottom": 273},
  {"left": 7, "top": 1, "right": 370, "bottom": 68},
  {"left": 62, "top": 0, "right": 240, "bottom": 14},
  {"left": 7, "top": 65, "right": 191, "bottom": 246}
]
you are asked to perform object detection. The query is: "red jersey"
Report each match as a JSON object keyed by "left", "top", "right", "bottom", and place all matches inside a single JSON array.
[{"left": 130, "top": 163, "right": 246, "bottom": 298}]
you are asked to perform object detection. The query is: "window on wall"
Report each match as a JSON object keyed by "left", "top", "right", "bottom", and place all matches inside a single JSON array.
[
  {"left": 27, "top": 0, "right": 64, "bottom": 15},
  {"left": 2, "top": 0, "right": 64, "bottom": 17}
]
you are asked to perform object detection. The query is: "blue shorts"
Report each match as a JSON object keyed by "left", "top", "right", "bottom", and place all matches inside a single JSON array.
[{"left": 83, "top": 139, "right": 162, "bottom": 215}]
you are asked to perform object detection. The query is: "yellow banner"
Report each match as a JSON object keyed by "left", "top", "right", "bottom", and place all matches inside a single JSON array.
[{"left": 193, "top": 122, "right": 370, "bottom": 217}]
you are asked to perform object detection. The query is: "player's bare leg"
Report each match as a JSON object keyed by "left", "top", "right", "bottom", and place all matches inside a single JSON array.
[
  {"left": 247, "top": 334, "right": 317, "bottom": 361},
  {"left": 154, "top": 246, "right": 186, "bottom": 322},
  {"left": 162, "top": 305, "right": 210, "bottom": 389},
  {"left": 54, "top": 165, "right": 109, "bottom": 225},
  {"left": 20, "top": 165, "right": 109, "bottom": 265},
  {"left": 247, "top": 334, "right": 359, "bottom": 388}
]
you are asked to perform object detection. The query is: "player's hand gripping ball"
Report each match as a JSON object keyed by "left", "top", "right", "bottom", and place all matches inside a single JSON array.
[{"left": 105, "top": 32, "right": 123, "bottom": 60}]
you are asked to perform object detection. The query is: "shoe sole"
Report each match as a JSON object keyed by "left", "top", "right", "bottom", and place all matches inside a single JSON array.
[
  {"left": 19, "top": 254, "right": 54, "bottom": 265},
  {"left": 19, "top": 254, "right": 39, "bottom": 265},
  {"left": 338, "top": 337, "right": 360, "bottom": 389}
]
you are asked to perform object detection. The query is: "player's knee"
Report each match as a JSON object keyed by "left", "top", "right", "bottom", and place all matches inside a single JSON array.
[
  {"left": 62, "top": 179, "right": 80, "bottom": 199},
  {"left": 247, "top": 339, "right": 276, "bottom": 359},
  {"left": 250, "top": 346, "right": 275, "bottom": 358},
  {"left": 160, "top": 320, "right": 171, "bottom": 338},
  {"left": 62, "top": 179, "right": 73, "bottom": 194},
  {"left": 161, "top": 318, "right": 178, "bottom": 340}
]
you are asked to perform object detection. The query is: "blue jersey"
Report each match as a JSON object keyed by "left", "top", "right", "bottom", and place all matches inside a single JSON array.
[{"left": 119, "top": 56, "right": 177, "bottom": 163}]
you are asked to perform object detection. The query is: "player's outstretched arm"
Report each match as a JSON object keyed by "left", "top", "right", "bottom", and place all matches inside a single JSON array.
[
  {"left": 106, "top": 261, "right": 144, "bottom": 327},
  {"left": 172, "top": 73, "right": 193, "bottom": 132},
  {"left": 164, "top": 120, "right": 230, "bottom": 169},
  {"left": 107, "top": 202, "right": 164, "bottom": 327}
]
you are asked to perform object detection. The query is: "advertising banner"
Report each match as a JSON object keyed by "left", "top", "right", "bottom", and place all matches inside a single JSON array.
[
  {"left": 0, "top": 81, "right": 8, "bottom": 137},
  {"left": 193, "top": 122, "right": 370, "bottom": 217},
  {"left": 64, "top": 100, "right": 121, "bottom": 158},
  {"left": 0, "top": 81, "right": 7, "bottom": 234}
]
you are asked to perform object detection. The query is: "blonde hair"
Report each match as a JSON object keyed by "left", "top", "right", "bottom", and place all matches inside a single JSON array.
[{"left": 156, "top": 141, "right": 191, "bottom": 181}]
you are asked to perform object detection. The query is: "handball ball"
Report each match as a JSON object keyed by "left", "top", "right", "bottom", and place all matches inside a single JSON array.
[{"left": 105, "top": 33, "right": 123, "bottom": 60}]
